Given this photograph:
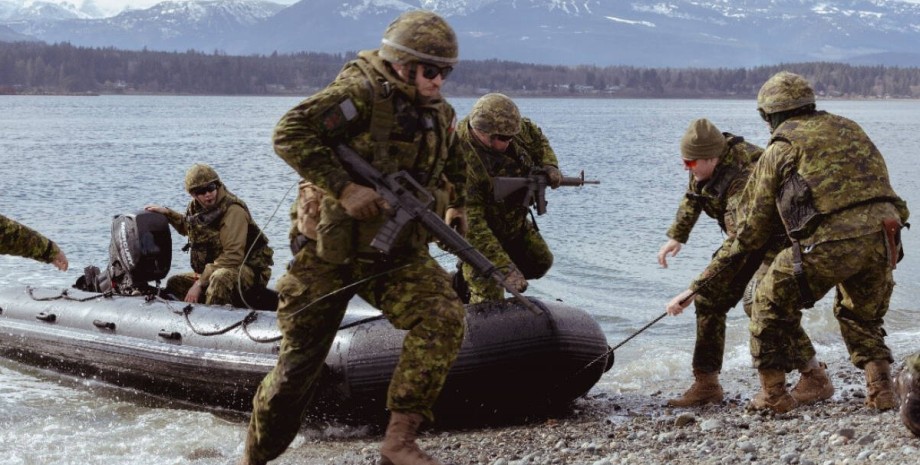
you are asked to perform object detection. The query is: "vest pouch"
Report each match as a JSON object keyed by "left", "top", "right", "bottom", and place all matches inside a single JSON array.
[
  {"left": 316, "top": 196, "right": 355, "bottom": 264},
  {"left": 777, "top": 171, "right": 822, "bottom": 240}
]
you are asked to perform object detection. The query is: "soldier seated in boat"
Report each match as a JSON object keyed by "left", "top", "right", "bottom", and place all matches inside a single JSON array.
[
  {"left": 1, "top": 213, "right": 69, "bottom": 271},
  {"left": 145, "top": 163, "right": 274, "bottom": 307}
]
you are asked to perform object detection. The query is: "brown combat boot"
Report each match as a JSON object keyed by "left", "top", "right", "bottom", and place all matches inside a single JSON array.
[
  {"left": 865, "top": 360, "right": 898, "bottom": 410},
  {"left": 667, "top": 370, "right": 724, "bottom": 407},
  {"left": 895, "top": 364, "right": 920, "bottom": 437},
  {"left": 379, "top": 411, "right": 443, "bottom": 465},
  {"left": 750, "top": 369, "right": 797, "bottom": 414},
  {"left": 236, "top": 455, "right": 265, "bottom": 465},
  {"left": 791, "top": 362, "right": 834, "bottom": 404}
]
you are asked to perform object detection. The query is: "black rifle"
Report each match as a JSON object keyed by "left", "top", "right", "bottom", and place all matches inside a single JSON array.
[
  {"left": 334, "top": 144, "right": 542, "bottom": 315},
  {"left": 492, "top": 169, "right": 599, "bottom": 215}
]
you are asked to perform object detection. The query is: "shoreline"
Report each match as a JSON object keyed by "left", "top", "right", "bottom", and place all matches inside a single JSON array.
[{"left": 223, "top": 359, "right": 918, "bottom": 465}]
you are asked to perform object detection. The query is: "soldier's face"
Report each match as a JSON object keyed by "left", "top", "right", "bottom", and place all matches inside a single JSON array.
[
  {"left": 684, "top": 157, "right": 719, "bottom": 182},
  {"left": 393, "top": 62, "right": 444, "bottom": 99},
  {"left": 472, "top": 127, "right": 511, "bottom": 153},
  {"left": 192, "top": 186, "right": 219, "bottom": 208}
]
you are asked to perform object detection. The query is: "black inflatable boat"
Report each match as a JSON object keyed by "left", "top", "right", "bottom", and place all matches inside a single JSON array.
[{"left": 0, "top": 286, "right": 612, "bottom": 425}]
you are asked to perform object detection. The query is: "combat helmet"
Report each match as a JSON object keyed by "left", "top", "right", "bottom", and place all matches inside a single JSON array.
[
  {"left": 185, "top": 163, "right": 220, "bottom": 193},
  {"left": 469, "top": 93, "right": 522, "bottom": 136},
  {"left": 757, "top": 71, "right": 816, "bottom": 115},
  {"left": 379, "top": 10, "right": 458, "bottom": 66}
]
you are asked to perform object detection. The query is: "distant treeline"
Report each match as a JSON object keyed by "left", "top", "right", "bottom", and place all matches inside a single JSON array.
[{"left": 2, "top": 41, "right": 920, "bottom": 98}]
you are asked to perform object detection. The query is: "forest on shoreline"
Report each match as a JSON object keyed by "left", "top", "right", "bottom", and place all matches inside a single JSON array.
[{"left": 2, "top": 41, "right": 920, "bottom": 99}]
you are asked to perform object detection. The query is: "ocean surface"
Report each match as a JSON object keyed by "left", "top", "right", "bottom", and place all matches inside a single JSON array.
[{"left": 1, "top": 95, "right": 919, "bottom": 464}]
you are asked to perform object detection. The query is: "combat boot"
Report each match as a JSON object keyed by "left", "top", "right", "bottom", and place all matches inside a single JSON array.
[
  {"left": 895, "top": 363, "right": 920, "bottom": 437},
  {"left": 865, "top": 360, "right": 898, "bottom": 410},
  {"left": 667, "top": 370, "right": 724, "bottom": 407},
  {"left": 236, "top": 455, "right": 265, "bottom": 465},
  {"left": 379, "top": 411, "right": 444, "bottom": 465},
  {"left": 791, "top": 361, "right": 834, "bottom": 405},
  {"left": 750, "top": 368, "right": 797, "bottom": 414}
]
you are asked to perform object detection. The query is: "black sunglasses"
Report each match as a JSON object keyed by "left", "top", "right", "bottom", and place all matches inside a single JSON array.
[
  {"left": 420, "top": 63, "right": 453, "bottom": 80},
  {"left": 490, "top": 134, "right": 514, "bottom": 143},
  {"left": 191, "top": 182, "right": 219, "bottom": 196}
]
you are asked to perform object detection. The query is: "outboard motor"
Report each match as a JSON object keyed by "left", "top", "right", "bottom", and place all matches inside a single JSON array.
[{"left": 75, "top": 210, "right": 172, "bottom": 294}]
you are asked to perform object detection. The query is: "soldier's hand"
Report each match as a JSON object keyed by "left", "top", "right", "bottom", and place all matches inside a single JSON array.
[
  {"left": 657, "top": 238, "right": 683, "bottom": 268},
  {"left": 51, "top": 250, "right": 68, "bottom": 272},
  {"left": 666, "top": 289, "right": 695, "bottom": 316},
  {"left": 505, "top": 266, "right": 528, "bottom": 293},
  {"left": 144, "top": 205, "right": 168, "bottom": 215},
  {"left": 340, "top": 182, "right": 389, "bottom": 220},
  {"left": 444, "top": 207, "right": 468, "bottom": 236},
  {"left": 544, "top": 165, "right": 563, "bottom": 189}
]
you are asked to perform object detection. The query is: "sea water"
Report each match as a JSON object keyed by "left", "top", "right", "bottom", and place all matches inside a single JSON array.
[{"left": 1, "top": 95, "right": 919, "bottom": 464}]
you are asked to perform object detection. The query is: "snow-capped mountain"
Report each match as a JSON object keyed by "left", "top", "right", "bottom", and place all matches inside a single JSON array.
[
  {"left": 3, "top": 0, "right": 920, "bottom": 67},
  {"left": 0, "top": 0, "right": 94, "bottom": 22}
]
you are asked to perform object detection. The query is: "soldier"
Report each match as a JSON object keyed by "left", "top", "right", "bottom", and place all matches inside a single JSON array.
[
  {"left": 145, "top": 164, "right": 274, "bottom": 306},
  {"left": 455, "top": 93, "right": 560, "bottom": 303},
  {"left": 238, "top": 10, "right": 467, "bottom": 465},
  {"left": 1, "top": 214, "right": 69, "bottom": 271},
  {"left": 725, "top": 71, "right": 908, "bottom": 413},
  {"left": 662, "top": 118, "right": 830, "bottom": 408},
  {"left": 895, "top": 352, "right": 920, "bottom": 437}
]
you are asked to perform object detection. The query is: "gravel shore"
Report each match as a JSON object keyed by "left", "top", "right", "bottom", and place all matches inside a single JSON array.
[{"left": 222, "top": 359, "right": 918, "bottom": 465}]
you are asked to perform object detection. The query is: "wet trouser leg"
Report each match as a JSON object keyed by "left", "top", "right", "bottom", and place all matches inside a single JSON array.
[
  {"left": 464, "top": 224, "right": 553, "bottom": 304},
  {"left": 206, "top": 265, "right": 256, "bottom": 306}
]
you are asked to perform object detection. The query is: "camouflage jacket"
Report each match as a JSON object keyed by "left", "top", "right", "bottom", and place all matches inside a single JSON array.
[
  {"left": 0, "top": 214, "right": 59, "bottom": 263},
  {"left": 163, "top": 188, "right": 273, "bottom": 285},
  {"left": 458, "top": 117, "right": 558, "bottom": 269},
  {"left": 666, "top": 134, "right": 763, "bottom": 243},
  {"left": 273, "top": 49, "right": 466, "bottom": 263}
]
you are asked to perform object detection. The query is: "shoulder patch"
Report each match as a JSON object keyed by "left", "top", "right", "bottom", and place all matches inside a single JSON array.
[{"left": 321, "top": 98, "right": 359, "bottom": 131}]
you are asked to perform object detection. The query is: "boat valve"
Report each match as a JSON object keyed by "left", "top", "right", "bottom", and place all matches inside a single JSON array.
[
  {"left": 36, "top": 312, "right": 57, "bottom": 322},
  {"left": 158, "top": 330, "right": 182, "bottom": 341},
  {"left": 93, "top": 320, "right": 116, "bottom": 330}
]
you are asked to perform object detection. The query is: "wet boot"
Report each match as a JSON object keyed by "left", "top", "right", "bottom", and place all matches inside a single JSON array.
[
  {"left": 791, "top": 360, "right": 834, "bottom": 405},
  {"left": 750, "top": 368, "right": 797, "bottom": 414},
  {"left": 865, "top": 360, "right": 898, "bottom": 410},
  {"left": 379, "top": 411, "right": 443, "bottom": 465},
  {"left": 895, "top": 363, "right": 920, "bottom": 437},
  {"left": 667, "top": 370, "right": 724, "bottom": 407}
]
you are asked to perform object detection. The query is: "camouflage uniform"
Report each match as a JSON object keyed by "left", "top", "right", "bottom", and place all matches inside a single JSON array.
[
  {"left": 162, "top": 186, "right": 274, "bottom": 306},
  {"left": 243, "top": 48, "right": 467, "bottom": 463},
  {"left": 0, "top": 214, "right": 62, "bottom": 264},
  {"left": 731, "top": 112, "right": 907, "bottom": 372},
  {"left": 457, "top": 117, "right": 558, "bottom": 303},
  {"left": 669, "top": 134, "right": 817, "bottom": 374}
]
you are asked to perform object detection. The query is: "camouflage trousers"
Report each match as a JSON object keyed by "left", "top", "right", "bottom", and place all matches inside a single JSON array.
[
  {"left": 751, "top": 231, "right": 894, "bottom": 371},
  {"left": 461, "top": 224, "right": 553, "bottom": 303},
  {"left": 166, "top": 264, "right": 260, "bottom": 306},
  {"left": 692, "top": 243, "right": 816, "bottom": 373},
  {"left": 244, "top": 243, "right": 465, "bottom": 464}
]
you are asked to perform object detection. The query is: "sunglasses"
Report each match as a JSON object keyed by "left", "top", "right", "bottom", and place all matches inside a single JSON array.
[
  {"left": 682, "top": 159, "right": 698, "bottom": 169},
  {"left": 190, "top": 182, "right": 219, "bottom": 196},
  {"left": 420, "top": 63, "right": 453, "bottom": 80},
  {"left": 490, "top": 134, "right": 514, "bottom": 143}
]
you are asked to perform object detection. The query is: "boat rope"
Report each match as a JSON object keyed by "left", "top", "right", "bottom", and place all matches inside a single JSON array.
[
  {"left": 177, "top": 304, "right": 251, "bottom": 336},
  {"left": 26, "top": 286, "right": 114, "bottom": 302}
]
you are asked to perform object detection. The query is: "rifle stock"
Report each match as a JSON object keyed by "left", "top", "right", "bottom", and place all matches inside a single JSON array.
[{"left": 333, "top": 144, "right": 543, "bottom": 315}]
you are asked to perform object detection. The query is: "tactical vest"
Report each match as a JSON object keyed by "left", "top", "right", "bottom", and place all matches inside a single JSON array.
[
  {"left": 686, "top": 134, "right": 762, "bottom": 233},
  {"left": 185, "top": 190, "right": 273, "bottom": 275},
  {"left": 771, "top": 112, "right": 900, "bottom": 238},
  {"left": 314, "top": 52, "right": 457, "bottom": 263}
]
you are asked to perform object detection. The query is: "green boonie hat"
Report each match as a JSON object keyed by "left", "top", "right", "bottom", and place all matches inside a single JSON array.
[
  {"left": 379, "top": 10, "right": 458, "bottom": 66},
  {"left": 680, "top": 118, "right": 726, "bottom": 160},
  {"left": 757, "top": 71, "right": 816, "bottom": 115},
  {"left": 470, "top": 93, "right": 521, "bottom": 136},
  {"left": 185, "top": 163, "right": 220, "bottom": 193}
]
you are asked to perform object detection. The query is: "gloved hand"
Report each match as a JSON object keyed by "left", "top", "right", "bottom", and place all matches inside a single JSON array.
[
  {"left": 340, "top": 182, "right": 389, "bottom": 220},
  {"left": 444, "top": 207, "right": 468, "bottom": 236},
  {"left": 505, "top": 266, "right": 528, "bottom": 293},
  {"left": 543, "top": 165, "right": 563, "bottom": 189}
]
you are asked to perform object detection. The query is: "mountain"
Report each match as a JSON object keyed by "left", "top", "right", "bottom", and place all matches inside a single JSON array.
[{"left": 3, "top": 0, "right": 920, "bottom": 67}]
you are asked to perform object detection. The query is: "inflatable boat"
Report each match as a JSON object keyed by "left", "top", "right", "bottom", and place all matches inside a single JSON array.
[{"left": 0, "top": 286, "right": 612, "bottom": 425}]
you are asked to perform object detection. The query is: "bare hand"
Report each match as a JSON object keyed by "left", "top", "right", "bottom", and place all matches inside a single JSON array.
[
  {"left": 657, "top": 239, "right": 683, "bottom": 268},
  {"left": 145, "top": 205, "right": 168, "bottom": 215},
  {"left": 445, "top": 207, "right": 468, "bottom": 236},
  {"left": 51, "top": 250, "right": 68, "bottom": 271},
  {"left": 666, "top": 289, "right": 695, "bottom": 316},
  {"left": 184, "top": 281, "right": 203, "bottom": 303}
]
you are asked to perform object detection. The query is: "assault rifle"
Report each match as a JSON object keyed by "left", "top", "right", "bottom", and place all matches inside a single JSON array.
[
  {"left": 492, "top": 169, "right": 599, "bottom": 215},
  {"left": 334, "top": 144, "right": 542, "bottom": 315}
]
